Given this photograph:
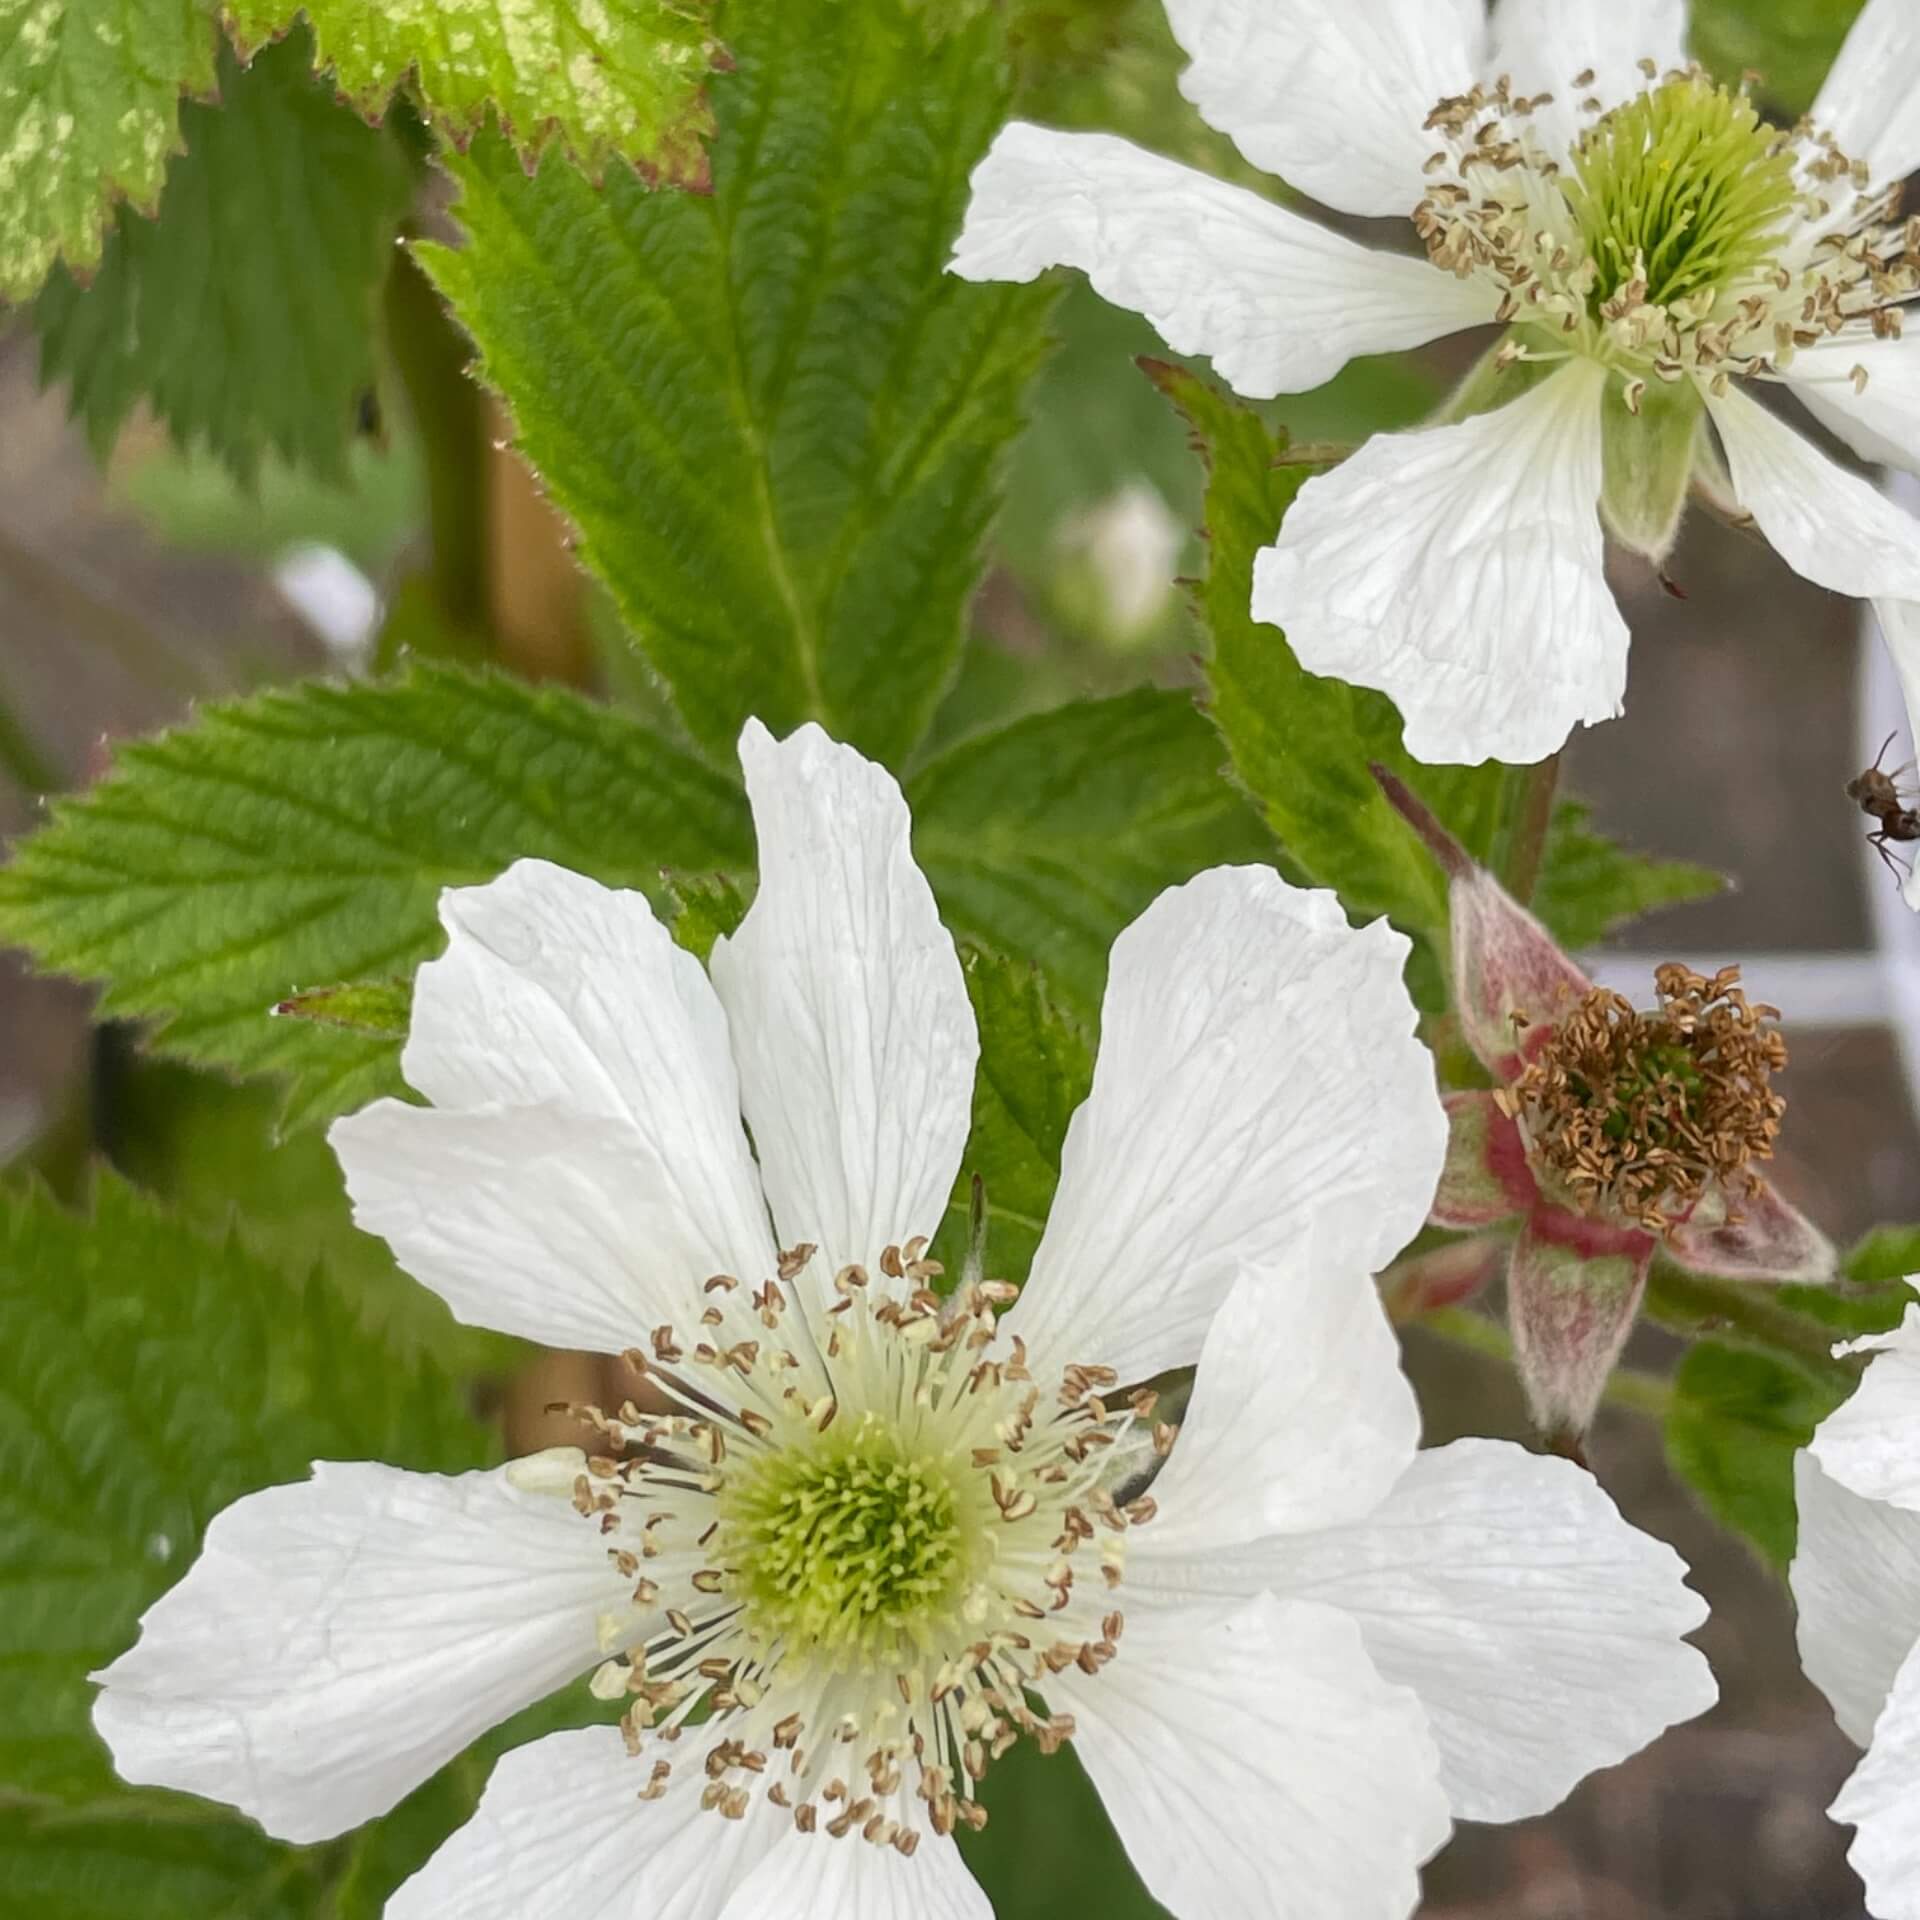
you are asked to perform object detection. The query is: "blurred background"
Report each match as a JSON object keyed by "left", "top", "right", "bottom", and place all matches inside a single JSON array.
[{"left": 1, "top": 0, "right": 1912, "bottom": 1913}]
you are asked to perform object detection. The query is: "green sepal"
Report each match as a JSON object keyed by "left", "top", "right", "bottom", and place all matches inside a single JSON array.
[{"left": 1597, "top": 374, "right": 1704, "bottom": 564}]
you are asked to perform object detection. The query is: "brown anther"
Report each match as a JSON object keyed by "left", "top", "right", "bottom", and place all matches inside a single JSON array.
[{"left": 1509, "top": 964, "right": 1787, "bottom": 1231}]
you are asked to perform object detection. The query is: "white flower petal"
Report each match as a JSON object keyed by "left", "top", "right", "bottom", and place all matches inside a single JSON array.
[
  {"left": 1833, "top": 1637, "right": 1920, "bottom": 1920},
  {"left": 1708, "top": 383, "right": 1920, "bottom": 604},
  {"left": 1046, "top": 1591, "right": 1450, "bottom": 1920},
  {"left": 333, "top": 1100, "right": 720, "bottom": 1353},
  {"left": 724, "top": 1821, "right": 989, "bottom": 1920},
  {"left": 1188, "top": 1439, "right": 1717, "bottom": 1824},
  {"left": 1785, "top": 334, "right": 1920, "bottom": 478},
  {"left": 1810, "top": 0, "right": 1920, "bottom": 195},
  {"left": 1160, "top": 0, "right": 1484, "bottom": 219},
  {"left": 92, "top": 1463, "right": 625, "bottom": 1844},
  {"left": 1005, "top": 867, "right": 1445, "bottom": 1384},
  {"left": 398, "top": 854, "right": 775, "bottom": 1264},
  {"left": 1487, "top": 0, "right": 1691, "bottom": 161},
  {"left": 1254, "top": 360, "right": 1627, "bottom": 766},
  {"left": 1791, "top": 1453, "right": 1920, "bottom": 1747},
  {"left": 1136, "top": 1260, "right": 1419, "bottom": 1555},
  {"left": 949, "top": 125, "right": 1499, "bottom": 401},
  {"left": 1809, "top": 1306, "right": 1920, "bottom": 1511},
  {"left": 388, "top": 1726, "right": 780, "bottom": 1920},
  {"left": 708, "top": 723, "right": 976, "bottom": 1291}
]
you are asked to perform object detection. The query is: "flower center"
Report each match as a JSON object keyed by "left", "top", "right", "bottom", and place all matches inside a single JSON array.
[
  {"left": 717, "top": 1417, "right": 979, "bottom": 1661},
  {"left": 1564, "top": 75, "right": 1797, "bottom": 313},
  {"left": 1502, "top": 962, "right": 1786, "bottom": 1230},
  {"left": 540, "top": 1247, "right": 1169, "bottom": 1850},
  {"left": 1415, "top": 68, "right": 1920, "bottom": 400}
]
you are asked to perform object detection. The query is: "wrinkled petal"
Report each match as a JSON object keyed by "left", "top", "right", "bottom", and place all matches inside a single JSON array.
[
  {"left": 1431, "top": 1089, "right": 1535, "bottom": 1228},
  {"left": 1254, "top": 359, "right": 1628, "bottom": 766},
  {"left": 724, "top": 1817, "right": 989, "bottom": 1920},
  {"left": 1451, "top": 866, "right": 1594, "bottom": 1082},
  {"left": 1663, "top": 1178, "right": 1837, "bottom": 1285},
  {"left": 1238, "top": 1439, "right": 1715, "bottom": 1823},
  {"left": 93, "top": 1464, "right": 626, "bottom": 1844},
  {"left": 1791, "top": 1453, "right": 1920, "bottom": 1746},
  {"left": 1161, "top": 0, "right": 1484, "bottom": 218},
  {"left": 1809, "top": 1305, "right": 1920, "bottom": 1511},
  {"left": 1809, "top": 0, "right": 1920, "bottom": 195},
  {"left": 388, "top": 1726, "right": 780, "bottom": 1920},
  {"left": 1785, "top": 334, "right": 1920, "bottom": 478},
  {"left": 1833, "top": 1637, "right": 1920, "bottom": 1920},
  {"left": 393, "top": 855, "right": 775, "bottom": 1264},
  {"left": 1006, "top": 867, "right": 1445, "bottom": 1384},
  {"left": 334, "top": 1101, "right": 726, "bottom": 1354},
  {"left": 709, "top": 722, "right": 976, "bottom": 1294},
  {"left": 1709, "top": 384, "right": 1920, "bottom": 604},
  {"left": 1507, "top": 1207, "right": 1655, "bottom": 1440},
  {"left": 950, "top": 125, "right": 1497, "bottom": 400},
  {"left": 1487, "top": 0, "right": 1691, "bottom": 161},
  {"left": 1045, "top": 1591, "right": 1449, "bottom": 1920},
  {"left": 1137, "top": 1259, "right": 1420, "bottom": 1558},
  {"left": 1870, "top": 599, "right": 1920, "bottom": 915}
]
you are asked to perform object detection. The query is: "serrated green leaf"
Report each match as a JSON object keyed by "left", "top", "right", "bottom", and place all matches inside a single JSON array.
[
  {"left": 1666, "top": 1239, "right": 1913, "bottom": 1564},
  {"left": 108, "top": 1059, "right": 514, "bottom": 1371},
  {"left": 1666, "top": 1342, "right": 1830, "bottom": 1567},
  {"left": 1168, "top": 364, "right": 1510, "bottom": 939},
  {"left": 0, "top": 666, "right": 751, "bottom": 1129},
  {"left": 276, "top": 976, "right": 413, "bottom": 1038},
  {"left": 1531, "top": 800, "right": 1725, "bottom": 950},
  {"left": 422, "top": 0, "right": 1052, "bottom": 768},
  {"left": 33, "top": 33, "right": 413, "bottom": 484},
  {"left": 0, "top": 0, "right": 217, "bottom": 302},
  {"left": 929, "top": 948, "right": 1092, "bottom": 1289},
  {"left": 0, "top": 1173, "right": 489, "bottom": 1802},
  {"left": 0, "top": 1805, "right": 331, "bottom": 1919},
  {"left": 907, "top": 687, "right": 1271, "bottom": 1020},
  {"left": 665, "top": 869, "right": 749, "bottom": 964},
  {"left": 226, "top": 0, "right": 717, "bottom": 184}
]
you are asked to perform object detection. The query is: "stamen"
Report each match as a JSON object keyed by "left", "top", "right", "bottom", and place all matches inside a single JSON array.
[
  {"left": 550, "top": 1250, "right": 1161, "bottom": 1848},
  {"left": 1501, "top": 963, "right": 1787, "bottom": 1230},
  {"left": 1412, "top": 64, "right": 1920, "bottom": 396}
]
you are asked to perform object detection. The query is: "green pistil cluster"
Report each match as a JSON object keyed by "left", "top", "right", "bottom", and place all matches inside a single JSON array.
[
  {"left": 1566, "top": 74, "right": 1798, "bottom": 311},
  {"left": 719, "top": 1414, "right": 980, "bottom": 1664},
  {"left": 1580, "top": 1040, "right": 1705, "bottom": 1146}
]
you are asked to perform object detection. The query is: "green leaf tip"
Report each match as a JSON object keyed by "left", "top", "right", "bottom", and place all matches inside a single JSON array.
[{"left": 222, "top": 0, "right": 722, "bottom": 187}]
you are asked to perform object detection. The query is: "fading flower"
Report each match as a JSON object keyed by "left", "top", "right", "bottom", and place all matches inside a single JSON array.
[
  {"left": 1383, "top": 771, "right": 1833, "bottom": 1440},
  {"left": 93, "top": 724, "right": 1713, "bottom": 1918},
  {"left": 951, "top": 0, "right": 1920, "bottom": 765},
  {"left": 1793, "top": 1306, "right": 1920, "bottom": 1919}
]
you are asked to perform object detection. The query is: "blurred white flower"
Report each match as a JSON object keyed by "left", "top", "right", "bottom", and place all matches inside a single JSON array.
[
  {"left": 93, "top": 723, "right": 1713, "bottom": 1919},
  {"left": 1793, "top": 1305, "right": 1920, "bottom": 1919},
  {"left": 1057, "top": 480, "right": 1184, "bottom": 646},
  {"left": 952, "top": 0, "right": 1920, "bottom": 765}
]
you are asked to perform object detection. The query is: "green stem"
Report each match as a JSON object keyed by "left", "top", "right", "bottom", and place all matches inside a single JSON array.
[
  {"left": 1644, "top": 1266, "right": 1857, "bottom": 1389},
  {"left": 385, "top": 245, "right": 488, "bottom": 634},
  {"left": 1499, "top": 752, "right": 1561, "bottom": 904},
  {"left": 1418, "top": 1304, "right": 1675, "bottom": 1422}
]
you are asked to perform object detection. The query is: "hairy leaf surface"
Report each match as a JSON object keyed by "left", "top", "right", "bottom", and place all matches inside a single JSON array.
[
  {"left": 0, "top": 667, "right": 752, "bottom": 1128},
  {"left": 424, "top": 0, "right": 1050, "bottom": 766},
  {"left": 0, "top": 0, "right": 216, "bottom": 300},
  {"left": 34, "top": 33, "right": 412, "bottom": 481}
]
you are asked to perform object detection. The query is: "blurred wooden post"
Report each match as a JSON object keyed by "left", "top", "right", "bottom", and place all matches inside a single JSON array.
[{"left": 485, "top": 398, "right": 592, "bottom": 686}]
